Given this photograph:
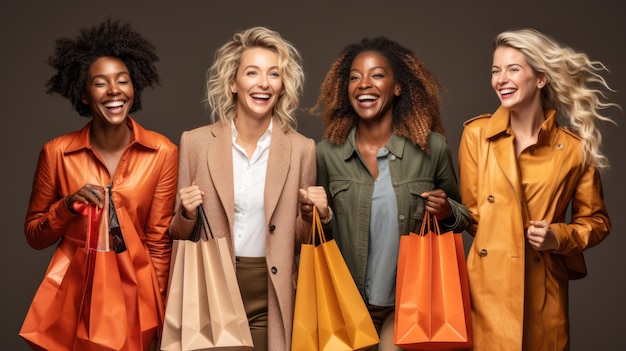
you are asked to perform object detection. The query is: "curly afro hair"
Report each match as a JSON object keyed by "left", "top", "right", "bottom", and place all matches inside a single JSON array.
[
  {"left": 46, "top": 18, "right": 160, "bottom": 117},
  {"left": 311, "top": 36, "right": 445, "bottom": 152}
]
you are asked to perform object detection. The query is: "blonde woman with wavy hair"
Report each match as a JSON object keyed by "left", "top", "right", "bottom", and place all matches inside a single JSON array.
[
  {"left": 169, "top": 26, "right": 329, "bottom": 351},
  {"left": 495, "top": 28, "right": 617, "bottom": 169},
  {"left": 458, "top": 28, "right": 617, "bottom": 350},
  {"left": 206, "top": 26, "right": 304, "bottom": 130}
]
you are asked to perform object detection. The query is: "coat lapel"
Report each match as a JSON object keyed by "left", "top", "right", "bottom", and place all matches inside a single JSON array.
[
  {"left": 207, "top": 123, "right": 235, "bottom": 229},
  {"left": 264, "top": 125, "right": 291, "bottom": 224},
  {"left": 488, "top": 107, "right": 524, "bottom": 206}
]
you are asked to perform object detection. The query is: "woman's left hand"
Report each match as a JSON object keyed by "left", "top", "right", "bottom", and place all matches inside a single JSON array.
[
  {"left": 421, "top": 189, "right": 452, "bottom": 220},
  {"left": 526, "top": 220, "right": 558, "bottom": 251}
]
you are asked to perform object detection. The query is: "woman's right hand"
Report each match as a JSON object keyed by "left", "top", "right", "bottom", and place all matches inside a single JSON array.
[
  {"left": 179, "top": 182, "right": 204, "bottom": 220},
  {"left": 66, "top": 184, "right": 105, "bottom": 210},
  {"left": 299, "top": 186, "right": 330, "bottom": 222}
]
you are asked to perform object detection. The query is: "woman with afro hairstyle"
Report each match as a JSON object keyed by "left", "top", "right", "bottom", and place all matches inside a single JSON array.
[
  {"left": 169, "top": 26, "right": 328, "bottom": 351},
  {"left": 20, "top": 19, "right": 178, "bottom": 350},
  {"left": 311, "top": 37, "right": 470, "bottom": 350},
  {"left": 458, "top": 28, "right": 618, "bottom": 350}
]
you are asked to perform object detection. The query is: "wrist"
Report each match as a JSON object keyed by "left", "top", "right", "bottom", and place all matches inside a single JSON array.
[
  {"left": 65, "top": 195, "right": 79, "bottom": 215},
  {"left": 320, "top": 206, "right": 334, "bottom": 225}
]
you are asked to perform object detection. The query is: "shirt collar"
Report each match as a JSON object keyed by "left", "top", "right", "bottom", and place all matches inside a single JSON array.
[
  {"left": 64, "top": 116, "right": 158, "bottom": 154},
  {"left": 343, "top": 127, "right": 406, "bottom": 160},
  {"left": 231, "top": 118, "right": 273, "bottom": 146}
]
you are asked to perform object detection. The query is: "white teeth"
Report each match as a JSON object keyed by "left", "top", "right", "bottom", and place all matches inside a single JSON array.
[
  {"left": 251, "top": 94, "right": 270, "bottom": 99},
  {"left": 105, "top": 101, "right": 124, "bottom": 108},
  {"left": 357, "top": 94, "right": 378, "bottom": 101},
  {"left": 500, "top": 88, "right": 516, "bottom": 95}
]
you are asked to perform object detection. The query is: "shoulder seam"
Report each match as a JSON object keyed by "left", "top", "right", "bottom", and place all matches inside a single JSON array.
[{"left": 463, "top": 113, "right": 491, "bottom": 126}]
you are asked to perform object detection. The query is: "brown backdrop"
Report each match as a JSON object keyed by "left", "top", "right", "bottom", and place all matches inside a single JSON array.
[{"left": 2, "top": 1, "right": 624, "bottom": 349}]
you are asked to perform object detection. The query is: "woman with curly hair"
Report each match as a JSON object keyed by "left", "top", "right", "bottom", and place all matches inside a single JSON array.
[
  {"left": 312, "top": 36, "right": 470, "bottom": 350},
  {"left": 169, "top": 26, "right": 328, "bottom": 351},
  {"left": 458, "top": 28, "right": 617, "bottom": 350},
  {"left": 21, "top": 19, "right": 178, "bottom": 350}
]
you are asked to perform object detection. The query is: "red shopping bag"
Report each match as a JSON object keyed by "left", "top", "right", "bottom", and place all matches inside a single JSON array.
[{"left": 394, "top": 211, "right": 472, "bottom": 350}]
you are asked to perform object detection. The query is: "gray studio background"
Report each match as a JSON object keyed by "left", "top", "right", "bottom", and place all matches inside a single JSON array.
[{"left": 2, "top": 1, "right": 624, "bottom": 350}]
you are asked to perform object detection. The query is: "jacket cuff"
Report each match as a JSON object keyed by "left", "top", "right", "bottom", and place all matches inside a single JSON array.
[{"left": 439, "top": 204, "right": 462, "bottom": 232}]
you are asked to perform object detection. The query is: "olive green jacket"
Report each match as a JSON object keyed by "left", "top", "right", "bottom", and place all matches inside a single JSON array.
[{"left": 317, "top": 128, "right": 470, "bottom": 296}]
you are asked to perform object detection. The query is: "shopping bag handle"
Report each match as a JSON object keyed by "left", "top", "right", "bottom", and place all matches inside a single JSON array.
[
  {"left": 73, "top": 201, "right": 105, "bottom": 251},
  {"left": 309, "top": 206, "right": 327, "bottom": 245},
  {"left": 191, "top": 204, "right": 214, "bottom": 242},
  {"left": 417, "top": 211, "right": 443, "bottom": 236}
]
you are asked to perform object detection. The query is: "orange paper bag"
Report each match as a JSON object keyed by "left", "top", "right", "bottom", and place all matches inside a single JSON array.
[
  {"left": 394, "top": 211, "right": 472, "bottom": 350},
  {"left": 292, "top": 207, "right": 379, "bottom": 351},
  {"left": 20, "top": 189, "right": 134, "bottom": 350}
]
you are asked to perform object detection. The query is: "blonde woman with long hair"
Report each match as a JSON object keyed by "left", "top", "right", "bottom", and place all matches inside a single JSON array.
[{"left": 458, "top": 28, "right": 618, "bottom": 350}]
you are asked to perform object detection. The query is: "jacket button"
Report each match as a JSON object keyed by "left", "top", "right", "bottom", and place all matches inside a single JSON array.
[
  {"left": 269, "top": 224, "right": 276, "bottom": 232},
  {"left": 487, "top": 195, "right": 495, "bottom": 203},
  {"left": 533, "top": 257, "right": 541, "bottom": 264},
  {"left": 271, "top": 266, "right": 278, "bottom": 274},
  {"left": 479, "top": 249, "right": 488, "bottom": 257}
]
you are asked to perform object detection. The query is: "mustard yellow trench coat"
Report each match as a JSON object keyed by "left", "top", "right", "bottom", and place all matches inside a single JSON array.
[{"left": 458, "top": 107, "right": 610, "bottom": 351}]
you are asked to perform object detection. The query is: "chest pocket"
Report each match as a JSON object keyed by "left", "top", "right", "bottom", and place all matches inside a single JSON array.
[
  {"left": 329, "top": 180, "right": 352, "bottom": 214},
  {"left": 407, "top": 181, "right": 433, "bottom": 220}
]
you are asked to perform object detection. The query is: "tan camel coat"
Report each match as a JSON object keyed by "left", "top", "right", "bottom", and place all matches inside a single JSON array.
[{"left": 169, "top": 120, "right": 315, "bottom": 351}]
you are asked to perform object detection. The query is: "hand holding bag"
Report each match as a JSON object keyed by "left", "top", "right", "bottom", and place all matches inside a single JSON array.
[
  {"left": 394, "top": 211, "right": 473, "bottom": 350},
  {"left": 160, "top": 205, "right": 253, "bottom": 351},
  {"left": 292, "top": 207, "right": 379, "bottom": 351},
  {"left": 73, "top": 189, "right": 130, "bottom": 350},
  {"left": 20, "top": 189, "right": 131, "bottom": 351}
]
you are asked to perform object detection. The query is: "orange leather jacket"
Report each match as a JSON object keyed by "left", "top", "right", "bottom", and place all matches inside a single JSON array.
[{"left": 24, "top": 117, "right": 178, "bottom": 299}]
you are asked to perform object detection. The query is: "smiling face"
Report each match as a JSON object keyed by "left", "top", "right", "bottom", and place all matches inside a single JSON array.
[
  {"left": 348, "top": 50, "right": 401, "bottom": 122},
  {"left": 491, "top": 46, "right": 545, "bottom": 113},
  {"left": 230, "top": 47, "right": 283, "bottom": 122},
  {"left": 82, "top": 56, "right": 134, "bottom": 126}
]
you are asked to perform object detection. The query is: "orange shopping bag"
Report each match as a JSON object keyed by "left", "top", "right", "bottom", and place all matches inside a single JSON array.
[
  {"left": 73, "top": 197, "right": 130, "bottom": 351},
  {"left": 292, "top": 207, "right": 379, "bottom": 351},
  {"left": 20, "top": 188, "right": 161, "bottom": 351},
  {"left": 20, "top": 189, "right": 131, "bottom": 350},
  {"left": 394, "top": 211, "right": 472, "bottom": 350}
]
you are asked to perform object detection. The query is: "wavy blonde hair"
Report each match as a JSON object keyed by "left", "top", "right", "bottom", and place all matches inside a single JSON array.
[
  {"left": 495, "top": 28, "right": 619, "bottom": 169},
  {"left": 206, "top": 26, "right": 304, "bottom": 130}
]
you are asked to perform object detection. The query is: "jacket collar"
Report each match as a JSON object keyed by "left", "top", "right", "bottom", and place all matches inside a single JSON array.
[
  {"left": 343, "top": 127, "right": 406, "bottom": 160},
  {"left": 64, "top": 117, "right": 158, "bottom": 154},
  {"left": 487, "top": 106, "right": 559, "bottom": 209},
  {"left": 486, "top": 106, "right": 559, "bottom": 144}
]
